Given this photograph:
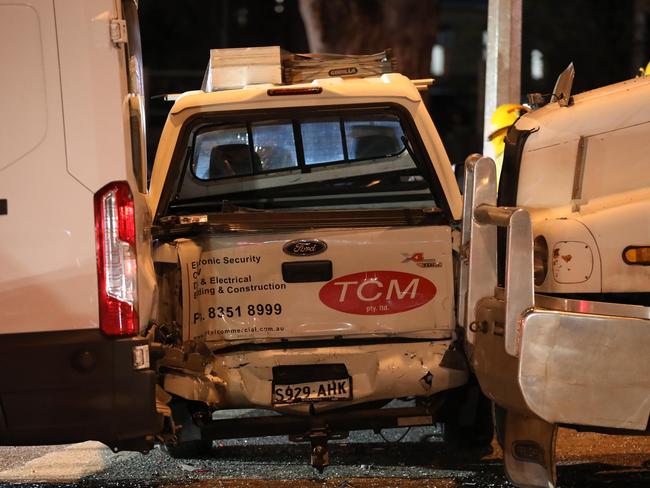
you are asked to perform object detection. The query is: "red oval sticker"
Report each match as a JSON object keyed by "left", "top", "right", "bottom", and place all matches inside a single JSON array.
[{"left": 319, "top": 270, "right": 436, "bottom": 315}]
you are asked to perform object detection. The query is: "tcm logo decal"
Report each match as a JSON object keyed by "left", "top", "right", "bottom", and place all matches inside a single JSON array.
[{"left": 319, "top": 270, "right": 436, "bottom": 315}]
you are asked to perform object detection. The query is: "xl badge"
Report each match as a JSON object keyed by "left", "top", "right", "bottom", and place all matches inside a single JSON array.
[
  {"left": 402, "top": 252, "right": 443, "bottom": 268},
  {"left": 283, "top": 239, "right": 328, "bottom": 257}
]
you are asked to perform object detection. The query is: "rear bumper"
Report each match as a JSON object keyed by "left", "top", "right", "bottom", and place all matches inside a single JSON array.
[
  {"left": 163, "top": 340, "right": 468, "bottom": 413},
  {"left": 0, "top": 329, "right": 159, "bottom": 449}
]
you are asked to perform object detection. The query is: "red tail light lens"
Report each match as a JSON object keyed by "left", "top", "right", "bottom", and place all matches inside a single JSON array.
[{"left": 94, "top": 181, "right": 138, "bottom": 336}]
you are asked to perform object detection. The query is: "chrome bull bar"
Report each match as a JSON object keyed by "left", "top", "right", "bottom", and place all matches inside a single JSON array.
[{"left": 459, "top": 155, "right": 533, "bottom": 357}]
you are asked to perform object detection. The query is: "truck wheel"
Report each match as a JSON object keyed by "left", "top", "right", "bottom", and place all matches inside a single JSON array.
[
  {"left": 442, "top": 385, "right": 494, "bottom": 448},
  {"left": 165, "top": 399, "right": 213, "bottom": 458}
]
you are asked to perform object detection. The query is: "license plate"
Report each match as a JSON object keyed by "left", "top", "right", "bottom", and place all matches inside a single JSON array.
[{"left": 272, "top": 378, "right": 352, "bottom": 404}]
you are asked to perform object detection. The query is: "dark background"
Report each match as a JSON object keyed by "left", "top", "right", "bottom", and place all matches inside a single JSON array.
[{"left": 138, "top": 0, "right": 650, "bottom": 168}]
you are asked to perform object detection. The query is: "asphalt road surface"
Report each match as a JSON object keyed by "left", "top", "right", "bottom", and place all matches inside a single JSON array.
[{"left": 1, "top": 422, "right": 649, "bottom": 488}]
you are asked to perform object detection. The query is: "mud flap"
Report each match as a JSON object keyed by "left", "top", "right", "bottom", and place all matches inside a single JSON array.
[{"left": 502, "top": 408, "right": 558, "bottom": 488}]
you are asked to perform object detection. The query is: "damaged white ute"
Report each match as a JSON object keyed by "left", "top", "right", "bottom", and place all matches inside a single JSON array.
[{"left": 145, "top": 74, "right": 490, "bottom": 467}]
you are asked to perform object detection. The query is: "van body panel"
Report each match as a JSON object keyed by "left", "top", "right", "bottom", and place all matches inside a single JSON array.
[
  {"left": 0, "top": 0, "right": 159, "bottom": 449},
  {"left": 0, "top": 3, "right": 48, "bottom": 172},
  {"left": 54, "top": 0, "right": 131, "bottom": 191},
  {"left": 0, "top": 0, "right": 100, "bottom": 333}
]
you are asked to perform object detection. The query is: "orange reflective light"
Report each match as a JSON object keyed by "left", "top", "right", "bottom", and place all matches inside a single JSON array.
[{"left": 623, "top": 246, "right": 650, "bottom": 265}]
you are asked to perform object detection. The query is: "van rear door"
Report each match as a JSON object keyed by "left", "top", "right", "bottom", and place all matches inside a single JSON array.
[{"left": 0, "top": 0, "right": 158, "bottom": 450}]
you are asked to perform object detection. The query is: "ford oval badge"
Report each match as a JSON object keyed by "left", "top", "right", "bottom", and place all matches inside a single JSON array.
[{"left": 283, "top": 239, "right": 328, "bottom": 257}]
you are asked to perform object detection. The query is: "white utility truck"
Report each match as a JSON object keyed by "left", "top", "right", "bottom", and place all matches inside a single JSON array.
[
  {"left": 0, "top": 0, "right": 158, "bottom": 450},
  {"left": 459, "top": 69, "right": 650, "bottom": 487},
  {"left": 147, "top": 59, "right": 491, "bottom": 468}
]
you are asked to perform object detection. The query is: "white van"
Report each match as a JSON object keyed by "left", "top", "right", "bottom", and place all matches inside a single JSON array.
[{"left": 0, "top": 0, "right": 158, "bottom": 450}]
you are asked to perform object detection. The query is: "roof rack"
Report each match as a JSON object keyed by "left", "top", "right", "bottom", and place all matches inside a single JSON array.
[
  {"left": 158, "top": 48, "right": 433, "bottom": 101},
  {"left": 283, "top": 50, "right": 397, "bottom": 85},
  {"left": 202, "top": 46, "right": 398, "bottom": 92}
]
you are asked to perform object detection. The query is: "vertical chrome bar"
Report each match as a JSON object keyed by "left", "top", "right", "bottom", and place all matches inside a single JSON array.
[
  {"left": 504, "top": 208, "right": 534, "bottom": 356},
  {"left": 458, "top": 154, "right": 482, "bottom": 329},
  {"left": 464, "top": 157, "right": 498, "bottom": 346},
  {"left": 462, "top": 156, "right": 533, "bottom": 357}
]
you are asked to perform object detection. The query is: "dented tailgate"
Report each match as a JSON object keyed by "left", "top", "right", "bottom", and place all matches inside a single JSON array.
[{"left": 173, "top": 226, "right": 454, "bottom": 347}]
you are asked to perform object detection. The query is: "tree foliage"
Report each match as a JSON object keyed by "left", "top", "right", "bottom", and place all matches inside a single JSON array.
[{"left": 299, "top": 0, "right": 439, "bottom": 78}]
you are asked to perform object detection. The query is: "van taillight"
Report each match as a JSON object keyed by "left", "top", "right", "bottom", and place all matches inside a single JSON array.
[{"left": 94, "top": 181, "right": 138, "bottom": 336}]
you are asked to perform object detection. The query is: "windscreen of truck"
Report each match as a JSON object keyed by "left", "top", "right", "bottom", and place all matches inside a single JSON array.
[{"left": 167, "top": 106, "right": 443, "bottom": 213}]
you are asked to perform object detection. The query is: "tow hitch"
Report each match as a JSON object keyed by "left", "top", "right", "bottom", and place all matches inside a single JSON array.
[
  {"left": 194, "top": 405, "right": 439, "bottom": 471},
  {"left": 311, "top": 437, "right": 329, "bottom": 473},
  {"left": 290, "top": 428, "right": 348, "bottom": 472}
]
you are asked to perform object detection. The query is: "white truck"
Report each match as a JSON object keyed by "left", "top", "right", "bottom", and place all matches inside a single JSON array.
[
  {"left": 0, "top": 0, "right": 158, "bottom": 450},
  {"left": 147, "top": 72, "right": 490, "bottom": 467},
  {"left": 459, "top": 71, "right": 650, "bottom": 487}
]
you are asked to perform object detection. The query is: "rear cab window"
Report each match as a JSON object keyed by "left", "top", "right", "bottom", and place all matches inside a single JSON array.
[{"left": 161, "top": 105, "right": 447, "bottom": 219}]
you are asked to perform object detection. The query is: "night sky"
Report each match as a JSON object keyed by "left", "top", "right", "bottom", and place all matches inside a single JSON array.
[{"left": 138, "top": 0, "right": 650, "bottom": 166}]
